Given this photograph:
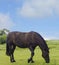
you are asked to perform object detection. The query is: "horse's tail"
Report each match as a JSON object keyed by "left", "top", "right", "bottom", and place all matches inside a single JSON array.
[{"left": 6, "top": 42, "right": 10, "bottom": 56}]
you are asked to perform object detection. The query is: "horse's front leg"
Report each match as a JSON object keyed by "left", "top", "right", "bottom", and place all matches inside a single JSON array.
[
  {"left": 10, "top": 53, "right": 15, "bottom": 62},
  {"left": 28, "top": 46, "right": 35, "bottom": 63}
]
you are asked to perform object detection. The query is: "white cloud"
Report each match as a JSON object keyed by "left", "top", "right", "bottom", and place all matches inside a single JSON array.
[
  {"left": 18, "top": 3, "right": 36, "bottom": 17},
  {"left": 17, "top": 0, "right": 59, "bottom": 17},
  {"left": 0, "top": 13, "right": 14, "bottom": 30}
]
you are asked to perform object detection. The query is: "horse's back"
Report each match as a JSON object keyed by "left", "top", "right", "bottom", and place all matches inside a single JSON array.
[{"left": 7, "top": 31, "right": 44, "bottom": 45}]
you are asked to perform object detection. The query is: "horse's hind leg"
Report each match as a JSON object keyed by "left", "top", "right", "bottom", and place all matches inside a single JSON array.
[
  {"left": 28, "top": 46, "right": 35, "bottom": 63},
  {"left": 9, "top": 44, "right": 16, "bottom": 62}
]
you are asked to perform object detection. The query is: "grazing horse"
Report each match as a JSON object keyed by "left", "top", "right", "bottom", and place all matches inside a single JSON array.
[{"left": 6, "top": 31, "right": 50, "bottom": 63}]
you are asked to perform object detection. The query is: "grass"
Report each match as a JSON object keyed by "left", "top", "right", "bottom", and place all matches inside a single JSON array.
[{"left": 0, "top": 40, "right": 59, "bottom": 65}]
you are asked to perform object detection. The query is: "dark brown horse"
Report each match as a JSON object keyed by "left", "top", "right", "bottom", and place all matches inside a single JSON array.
[{"left": 6, "top": 31, "right": 50, "bottom": 63}]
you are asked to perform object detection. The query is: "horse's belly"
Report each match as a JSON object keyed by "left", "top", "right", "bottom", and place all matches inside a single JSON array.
[
  {"left": 16, "top": 43, "right": 28, "bottom": 48},
  {"left": 18, "top": 45, "right": 28, "bottom": 48}
]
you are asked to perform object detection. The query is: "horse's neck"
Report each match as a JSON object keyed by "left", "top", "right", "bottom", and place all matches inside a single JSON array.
[{"left": 38, "top": 40, "right": 48, "bottom": 52}]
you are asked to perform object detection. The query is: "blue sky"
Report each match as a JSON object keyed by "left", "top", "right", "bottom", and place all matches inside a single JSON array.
[{"left": 0, "top": 0, "right": 59, "bottom": 39}]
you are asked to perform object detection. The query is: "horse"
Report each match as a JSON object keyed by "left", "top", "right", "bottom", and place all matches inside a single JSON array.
[{"left": 6, "top": 31, "right": 50, "bottom": 63}]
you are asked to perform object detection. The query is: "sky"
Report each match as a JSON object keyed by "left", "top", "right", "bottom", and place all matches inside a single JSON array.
[{"left": 0, "top": 0, "right": 59, "bottom": 40}]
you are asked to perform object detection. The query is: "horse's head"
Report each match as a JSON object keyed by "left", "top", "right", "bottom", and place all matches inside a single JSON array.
[{"left": 42, "top": 49, "right": 50, "bottom": 63}]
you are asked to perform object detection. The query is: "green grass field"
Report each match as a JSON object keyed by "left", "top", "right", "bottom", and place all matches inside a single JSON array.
[{"left": 0, "top": 40, "right": 59, "bottom": 65}]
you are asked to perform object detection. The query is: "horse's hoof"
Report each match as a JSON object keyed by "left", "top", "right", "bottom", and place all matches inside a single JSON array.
[
  {"left": 11, "top": 60, "right": 16, "bottom": 63},
  {"left": 13, "top": 60, "right": 16, "bottom": 62},
  {"left": 28, "top": 59, "right": 30, "bottom": 63},
  {"left": 31, "top": 60, "right": 34, "bottom": 63}
]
